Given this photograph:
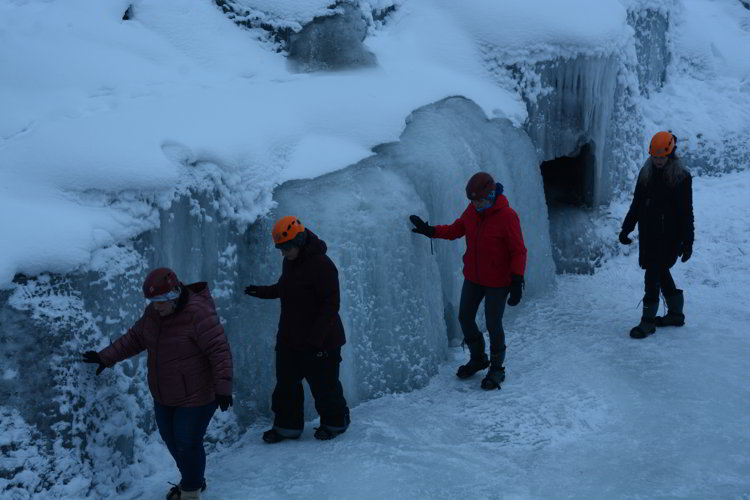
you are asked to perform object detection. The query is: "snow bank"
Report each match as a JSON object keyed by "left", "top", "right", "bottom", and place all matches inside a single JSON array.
[{"left": 0, "top": 0, "right": 526, "bottom": 287}]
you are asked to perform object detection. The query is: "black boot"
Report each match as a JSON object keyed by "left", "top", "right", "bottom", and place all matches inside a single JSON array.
[
  {"left": 262, "top": 428, "right": 300, "bottom": 444},
  {"left": 481, "top": 348, "right": 505, "bottom": 390},
  {"left": 630, "top": 300, "right": 659, "bottom": 339},
  {"left": 655, "top": 290, "right": 685, "bottom": 327},
  {"left": 314, "top": 411, "right": 350, "bottom": 441},
  {"left": 456, "top": 337, "right": 489, "bottom": 379}
]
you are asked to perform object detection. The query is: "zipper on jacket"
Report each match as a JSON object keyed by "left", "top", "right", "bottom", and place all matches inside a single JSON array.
[
  {"left": 155, "top": 317, "right": 162, "bottom": 402},
  {"left": 475, "top": 213, "right": 484, "bottom": 280}
]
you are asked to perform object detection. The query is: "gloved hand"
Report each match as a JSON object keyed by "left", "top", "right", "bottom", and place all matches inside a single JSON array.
[
  {"left": 82, "top": 350, "right": 107, "bottom": 376},
  {"left": 619, "top": 230, "right": 632, "bottom": 245},
  {"left": 409, "top": 215, "right": 435, "bottom": 238},
  {"left": 681, "top": 245, "right": 692, "bottom": 263},
  {"left": 244, "top": 285, "right": 259, "bottom": 296},
  {"left": 216, "top": 394, "right": 233, "bottom": 412},
  {"left": 507, "top": 274, "right": 524, "bottom": 306}
]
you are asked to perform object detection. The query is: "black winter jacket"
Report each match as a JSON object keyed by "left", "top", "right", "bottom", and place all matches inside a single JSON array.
[
  {"left": 253, "top": 230, "right": 346, "bottom": 351},
  {"left": 622, "top": 157, "right": 694, "bottom": 269}
]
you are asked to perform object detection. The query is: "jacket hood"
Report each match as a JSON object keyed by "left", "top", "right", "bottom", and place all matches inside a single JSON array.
[{"left": 299, "top": 229, "right": 327, "bottom": 259}]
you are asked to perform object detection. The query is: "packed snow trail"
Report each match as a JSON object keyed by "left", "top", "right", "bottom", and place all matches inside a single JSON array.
[{"left": 120, "top": 170, "right": 750, "bottom": 500}]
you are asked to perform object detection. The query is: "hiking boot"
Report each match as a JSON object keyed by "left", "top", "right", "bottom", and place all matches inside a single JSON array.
[
  {"left": 630, "top": 300, "right": 659, "bottom": 339},
  {"left": 180, "top": 489, "right": 200, "bottom": 500},
  {"left": 166, "top": 480, "right": 206, "bottom": 500},
  {"left": 480, "top": 348, "right": 505, "bottom": 390},
  {"left": 166, "top": 485, "right": 180, "bottom": 500},
  {"left": 655, "top": 290, "right": 685, "bottom": 327},
  {"left": 262, "top": 428, "right": 300, "bottom": 444},
  {"left": 480, "top": 368, "right": 505, "bottom": 390},
  {"left": 314, "top": 426, "right": 346, "bottom": 440},
  {"left": 456, "top": 336, "right": 489, "bottom": 378},
  {"left": 456, "top": 355, "right": 490, "bottom": 379}
]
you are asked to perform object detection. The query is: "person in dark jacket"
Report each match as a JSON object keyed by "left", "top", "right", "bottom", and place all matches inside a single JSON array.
[
  {"left": 620, "top": 131, "right": 694, "bottom": 339},
  {"left": 410, "top": 172, "right": 527, "bottom": 390},
  {"left": 245, "top": 216, "right": 350, "bottom": 443},
  {"left": 82, "top": 267, "right": 233, "bottom": 500}
]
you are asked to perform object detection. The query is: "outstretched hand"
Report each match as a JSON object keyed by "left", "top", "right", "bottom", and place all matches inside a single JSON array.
[
  {"left": 81, "top": 350, "right": 107, "bottom": 376},
  {"left": 409, "top": 215, "right": 435, "bottom": 238},
  {"left": 619, "top": 230, "right": 632, "bottom": 245}
]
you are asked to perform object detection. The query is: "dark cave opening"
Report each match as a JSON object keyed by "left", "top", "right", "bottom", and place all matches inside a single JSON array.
[
  {"left": 540, "top": 143, "right": 602, "bottom": 274},
  {"left": 540, "top": 143, "right": 595, "bottom": 209}
]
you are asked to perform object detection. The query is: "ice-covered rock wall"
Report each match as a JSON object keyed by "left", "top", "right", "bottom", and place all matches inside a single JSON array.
[
  {"left": 628, "top": 9, "right": 670, "bottom": 97},
  {"left": 521, "top": 56, "right": 620, "bottom": 207},
  {"left": 0, "top": 93, "right": 553, "bottom": 495},
  {"left": 371, "top": 97, "right": 554, "bottom": 342}
]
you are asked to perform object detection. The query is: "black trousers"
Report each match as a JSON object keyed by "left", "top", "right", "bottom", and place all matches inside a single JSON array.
[
  {"left": 458, "top": 279, "right": 509, "bottom": 356},
  {"left": 644, "top": 267, "right": 678, "bottom": 302},
  {"left": 272, "top": 346, "right": 350, "bottom": 433}
]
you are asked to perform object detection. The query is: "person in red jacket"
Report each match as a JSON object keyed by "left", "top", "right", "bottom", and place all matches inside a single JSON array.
[
  {"left": 82, "top": 268, "right": 233, "bottom": 500},
  {"left": 245, "top": 216, "right": 350, "bottom": 443},
  {"left": 410, "top": 172, "right": 527, "bottom": 390}
]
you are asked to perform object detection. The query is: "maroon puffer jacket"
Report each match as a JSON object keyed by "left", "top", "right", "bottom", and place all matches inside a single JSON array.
[
  {"left": 99, "top": 282, "right": 233, "bottom": 407},
  {"left": 434, "top": 194, "right": 527, "bottom": 287}
]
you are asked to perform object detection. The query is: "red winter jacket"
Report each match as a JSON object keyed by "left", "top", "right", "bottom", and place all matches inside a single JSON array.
[
  {"left": 434, "top": 194, "right": 527, "bottom": 287},
  {"left": 99, "top": 282, "right": 233, "bottom": 407}
]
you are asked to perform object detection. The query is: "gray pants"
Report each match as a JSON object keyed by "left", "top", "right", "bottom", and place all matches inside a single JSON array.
[{"left": 458, "top": 279, "right": 509, "bottom": 357}]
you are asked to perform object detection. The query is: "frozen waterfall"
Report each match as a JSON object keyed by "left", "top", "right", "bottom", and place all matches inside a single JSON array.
[{"left": 0, "top": 96, "right": 554, "bottom": 494}]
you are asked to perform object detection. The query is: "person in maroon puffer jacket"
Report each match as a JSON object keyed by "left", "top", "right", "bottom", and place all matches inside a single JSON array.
[
  {"left": 410, "top": 171, "right": 527, "bottom": 390},
  {"left": 82, "top": 267, "right": 233, "bottom": 500},
  {"left": 245, "top": 216, "right": 350, "bottom": 443}
]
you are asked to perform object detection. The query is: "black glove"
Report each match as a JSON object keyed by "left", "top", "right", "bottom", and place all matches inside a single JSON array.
[
  {"left": 216, "top": 394, "right": 233, "bottom": 412},
  {"left": 409, "top": 215, "right": 435, "bottom": 238},
  {"left": 619, "top": 230, "right": 632, "bottom": 245},
  {"left": 507, "top": 274, "right": 524, "bottom": 306},
  {"left": 681, "top": 245, "right": 692, "bottom": 263},
  {"left": 82, "top": 350, "right": 107, "bottom": 376},
  {"left": 244, "top": 285, "right": 259, "bottom": 296}
]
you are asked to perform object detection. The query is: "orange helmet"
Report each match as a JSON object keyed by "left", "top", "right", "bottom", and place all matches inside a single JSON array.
[
  {"left": 272, "top": 216, "right": 305, "bottom": 248},
  {"left": 649, "top": 131, "right": 676, "bottom": 157}
]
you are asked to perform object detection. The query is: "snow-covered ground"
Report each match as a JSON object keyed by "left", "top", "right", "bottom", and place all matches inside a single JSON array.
[{"left": 112, "top": 169, "right": 750, "bottom": 500}]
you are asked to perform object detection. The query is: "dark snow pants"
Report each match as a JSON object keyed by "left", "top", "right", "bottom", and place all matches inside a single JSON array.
[
  {"left": 458, "top": 279, "right": 509, "bottom": 358},
  {"left": 272, "top": 346, "right": 350, "bottom": 437},
  {"left": 154, "top": 401, "right": 217, "bottom": 492},
  {"left": 644, "top": 266, "right": 678, "bottom": 302}
]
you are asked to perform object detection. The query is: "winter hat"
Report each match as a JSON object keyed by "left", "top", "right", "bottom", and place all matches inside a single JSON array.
[{"left": 466, "top": 172, "right": 495, "bottom": 200}]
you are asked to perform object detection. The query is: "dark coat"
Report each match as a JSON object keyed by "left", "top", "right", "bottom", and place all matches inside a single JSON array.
[
  {"left": 622, "top": 157, "right": 694, "bottom": 270},
  {"left": 99, "top": 282, "right": 233, "bottom": 407},
  {"left": 433, "top": 192, "right": 527, "bottom": 287},
  {"left": 253, "top": 230, "right": 346, "bottom": 351}
]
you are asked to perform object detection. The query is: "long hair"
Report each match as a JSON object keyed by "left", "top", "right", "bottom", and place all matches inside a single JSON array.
[{"left": 637, "top": 154, "right": 689, "bottom": 189}]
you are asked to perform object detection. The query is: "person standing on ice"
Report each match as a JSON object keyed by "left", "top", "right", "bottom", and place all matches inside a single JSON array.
[
  {"left": 81, "top": 268, "right": 233, "bottom": 500},
  {"left": 244, "top": 216, "right": 351, "bottom": 442},
  {"left": 409, "top": 172, "right": 527, "bottom": 390},
  {"left": 619, "top": 131, "right": 694, "bottom": 339}
]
